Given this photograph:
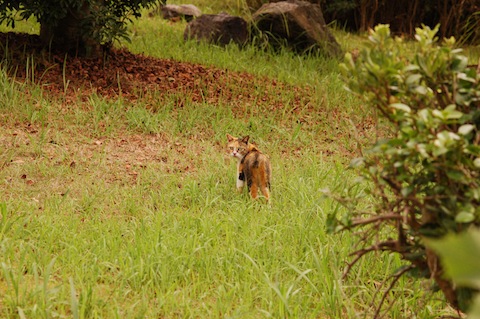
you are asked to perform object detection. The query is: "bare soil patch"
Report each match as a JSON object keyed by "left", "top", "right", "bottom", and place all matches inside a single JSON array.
[{"left": 1, "top": 32, "right": 313, "bottom": 111}]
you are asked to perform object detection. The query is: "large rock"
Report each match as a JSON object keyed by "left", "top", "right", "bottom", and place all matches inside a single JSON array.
[
  {"left": 150, "top": 4, "right": 202, "bottom": 22},
  {"left": 162, "top": 4, "right": 202, "bottom": 21},
  {"left": 184, "top": 13, "right": 248, "bottom": 46},
  {"left": 252, "top": 0, "right": 342, "bottom": 56}
]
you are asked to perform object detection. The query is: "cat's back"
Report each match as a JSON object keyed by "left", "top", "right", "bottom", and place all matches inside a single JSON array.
[
  {"left": 243, "top": 149, "right": 271, "bottom": 191},
  {"left": 243, "top": 145, "right": 268, "bottom": 165},
  {"left": 243, "top": 148, "right": 271, "bottom": 178}
]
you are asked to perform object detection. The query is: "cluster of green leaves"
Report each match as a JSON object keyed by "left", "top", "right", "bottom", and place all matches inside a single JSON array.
[
  {"left": 0, "top": 0, "right": 161, "bottom": 44},
  {"left": 334, "top": 24, "right": 480, "bottom": 313},
  {"left": 429, "top": 229, "right": 480, "bottom": 319}
]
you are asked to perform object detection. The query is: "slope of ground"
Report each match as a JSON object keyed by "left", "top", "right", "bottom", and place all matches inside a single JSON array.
[{"left": 1, "top": 32, "right": 313, "bottom": 112}]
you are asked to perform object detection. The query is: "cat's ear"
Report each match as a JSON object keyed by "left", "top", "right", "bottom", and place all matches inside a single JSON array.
[
  {"left": 241, "top": 136, "right": 250, "bottom": 144},
  {"left": 226, "top": 134, "right": 235, "bottom": 142}
]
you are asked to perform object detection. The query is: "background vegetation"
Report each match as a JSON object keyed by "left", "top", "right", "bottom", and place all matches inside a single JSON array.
[
  {"left": 0, "top": 1, "right": 479, "bottom": 318},
  {"left": 242, "top": 0, "right": 480, "bottom": 45}
]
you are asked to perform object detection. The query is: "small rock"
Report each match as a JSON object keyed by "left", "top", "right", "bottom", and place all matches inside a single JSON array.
[
  {"left": 184, "top": 13, "right": 248, "bottom": 46},
  {"left": 151, "top": 4, "right": 202, "bottom": 22}
]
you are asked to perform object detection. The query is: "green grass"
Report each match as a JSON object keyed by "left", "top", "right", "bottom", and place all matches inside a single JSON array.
[
  {"left": 126, "top": 15, "right": 350, "bottom": 85},
  {"left": 0, "top": 125, "right": 450, "bottom": 318},
  {"left": 0, "top": 10, "right": 472, "bottom": 319}
]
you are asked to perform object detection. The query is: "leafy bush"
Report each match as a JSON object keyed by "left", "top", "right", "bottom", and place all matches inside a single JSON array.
[
  {"left": 0, "top": 0, "right": 161, "bottom": 55},
  {"left": 329, "top": 24, "right": 480, "bottom": 315},
  {"left": 428, "top": 230, "right": 480, "bottom": 319}
]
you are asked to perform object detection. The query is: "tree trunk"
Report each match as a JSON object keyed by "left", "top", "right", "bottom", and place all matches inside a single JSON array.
[{"left": 39, "top": 1, "right": 102, "bottom": 57}]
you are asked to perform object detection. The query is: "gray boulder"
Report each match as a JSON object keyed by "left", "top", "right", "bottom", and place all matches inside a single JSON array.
[
  {"left": 252, "top": 0, "right": 342, "bottom": 56},
  {"left": 151, "top": 4, "right": 202, "bottom": 22},
  {"left": 184, "top": 13, "right": 248, "bottom": 46}
]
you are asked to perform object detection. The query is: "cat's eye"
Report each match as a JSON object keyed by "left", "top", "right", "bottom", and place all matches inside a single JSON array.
[{"left": 229, "top": 147, "right": 234, "bottom": 150}]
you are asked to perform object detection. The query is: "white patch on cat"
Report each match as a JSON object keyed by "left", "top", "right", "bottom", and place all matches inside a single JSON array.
[
  {"left": 236, "top": 161, "right": 244, "bottom": 191},
  {"left": 236, "top": 178, "right": 244, "bottom": 190}
]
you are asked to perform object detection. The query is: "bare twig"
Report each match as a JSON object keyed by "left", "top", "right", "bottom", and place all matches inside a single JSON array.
[
  {"left": 351, "top": 214, "right": 403, "bottom": 227},
  {"left": 343, "top": 240, "right": 399, "bottom": 278},
  {"left": 373, "top": 265, "right": 415, "bottom": 319}
]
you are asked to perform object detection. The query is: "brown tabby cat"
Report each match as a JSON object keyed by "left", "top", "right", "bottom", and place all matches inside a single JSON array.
[{"left": 226, "top": 134, "right": 271, "bottom": 201}]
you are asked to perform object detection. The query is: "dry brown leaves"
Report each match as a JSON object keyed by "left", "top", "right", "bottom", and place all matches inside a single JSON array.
[{"left": 1, "top": 32, "right": 313, "bottom": 113}]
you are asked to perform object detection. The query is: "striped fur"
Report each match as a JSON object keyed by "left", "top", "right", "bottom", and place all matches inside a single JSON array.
[{"left": 226, "top": 134, "right": 271, "bottom": 201}]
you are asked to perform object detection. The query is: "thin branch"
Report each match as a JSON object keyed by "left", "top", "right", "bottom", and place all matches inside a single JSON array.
[
  {"left": 343, "top": 240, "right": 398, "bottom": 279},
  {"left": 374, "top": 265, "right": 415, "bottom": 319},
  {"left": 351, "top": 214, "right": 403, "bottom": 227}
]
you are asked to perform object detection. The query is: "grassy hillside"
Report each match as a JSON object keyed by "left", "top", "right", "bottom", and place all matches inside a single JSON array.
[{"left": 0, "top": 10, "right": 468, "bottom": 319}]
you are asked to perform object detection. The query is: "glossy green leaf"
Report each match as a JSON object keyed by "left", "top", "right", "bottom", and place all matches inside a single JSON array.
[
  {"left": 459, "top": 124, "right": 475, "bottom": 135},
  {"left": 468, "top": 295, "right": 480, "bottom": 319},
  {"left": 474, "top": 158, "right": 480, "bottom": 168},
  {"left": 406, "top": 74, "right": 422, "bottom": 85},
  {"left": 428, "top": 230, "right": 480, "bottom": 289},
  {"left": 455, "top": 212, "right": 475, "bottom": 223},
  {"left": 390, "top": 103, "right": 411, "bottom": 113}
]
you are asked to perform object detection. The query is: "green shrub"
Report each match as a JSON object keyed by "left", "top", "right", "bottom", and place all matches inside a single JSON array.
[
  {"left": 329, "top": 24, "right": 480, "bottom": 315},
  {"left": 428, "top": 230, "right": 480, "bottom": 319}
]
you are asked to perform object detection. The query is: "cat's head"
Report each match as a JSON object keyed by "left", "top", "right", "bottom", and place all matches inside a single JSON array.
[{"left": 226, "top": 134, "right": 250, "bottom": 160}]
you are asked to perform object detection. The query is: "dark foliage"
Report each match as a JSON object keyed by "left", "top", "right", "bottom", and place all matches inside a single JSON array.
[
  {"left": 320, "top": 0, "right": 480, "bottom": 44},
  {"left": 0, "top": 0, "right": 162, "bottom": 55}
]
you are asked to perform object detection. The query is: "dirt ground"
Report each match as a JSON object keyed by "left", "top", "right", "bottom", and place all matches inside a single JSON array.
[
  {"left": 0, "top": 31, "right": 371, "bottom": 178},
  {"left": 1, "top": 32, "right": 313, "bottom": 111},
  {"left": 1, "top": 32, "right": 342, "bottom": 187}
]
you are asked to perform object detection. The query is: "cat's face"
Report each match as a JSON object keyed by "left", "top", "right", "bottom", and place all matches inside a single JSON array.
[{"left": 226, "top": 134, "right": 250, "bottom": 160}]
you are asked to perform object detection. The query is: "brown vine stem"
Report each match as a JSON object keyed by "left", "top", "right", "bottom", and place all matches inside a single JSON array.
[
  {"left": 343, "top": 240, "right": 398, "bottom": 279},
  {"left": 351, "top": 214, "right": 403, "bottom": 227},
  {"left": 373, "top": 265, "right": 415, "bottom": 319}
]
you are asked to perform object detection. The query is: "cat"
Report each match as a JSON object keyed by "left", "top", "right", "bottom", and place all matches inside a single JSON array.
[{"left": 226, "top": 134, "right": 271, "bottom": 201}]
